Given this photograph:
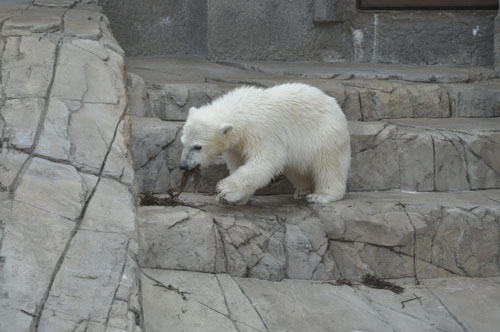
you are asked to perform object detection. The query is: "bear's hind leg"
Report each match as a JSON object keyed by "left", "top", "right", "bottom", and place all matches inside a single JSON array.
[
  {"left": 307, "top": 152, "right": 348, "bottom": 204},
  {"left": 284, "top": 168, "right": 313, "bottom": 199}
]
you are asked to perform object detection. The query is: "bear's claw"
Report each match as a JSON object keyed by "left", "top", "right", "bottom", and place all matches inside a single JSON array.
[{"left": 293, "top": 189, "right": 312, "bottom": 199}]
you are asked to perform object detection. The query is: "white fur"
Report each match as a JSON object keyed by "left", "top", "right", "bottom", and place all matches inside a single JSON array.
[{"left": 180, "top": 83, "right": 351, "bottom": 205}]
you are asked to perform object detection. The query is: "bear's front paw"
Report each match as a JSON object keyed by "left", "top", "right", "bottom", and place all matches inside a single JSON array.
[
  {"left": 306, "top": 192, "right": 343, "bottom": 204},
  {"left": 216, "top": 179, "right": 250, "bottom": 205}
]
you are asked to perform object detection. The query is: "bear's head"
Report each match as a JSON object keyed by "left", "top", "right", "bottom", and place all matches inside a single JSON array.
[{"left": 180, "top": 107, "right": 233, "bottom": 171}]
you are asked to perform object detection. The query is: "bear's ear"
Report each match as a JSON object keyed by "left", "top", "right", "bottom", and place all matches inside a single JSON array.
[{"left": 220, "top": 123, "right": 233, "bottom": 136}]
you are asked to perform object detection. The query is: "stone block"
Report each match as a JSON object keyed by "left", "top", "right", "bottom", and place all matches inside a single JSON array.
[
  {"left": 1, "top": 7, "right": 63, "bottom": 35},
  {"left": 80, "top": 178, "right": 136, "bottom": 235},
  {"left": 69, "top": 103, "right": 123, "bottom": 173},
  {"left": 2, "top": 36, "right": 57, "bottom": 98},
  {"left": 147, "top": 83, "right": 227, "bottom": 121},
  {"left": 2, "top": 98, "right": 44, "bottom": 149},
  {"left": 126, "top": 72, "right": 149, "bottom": 117},
  {"left": 52, "top": 41, "right": 121, "bottom": 104},
  {"left": 39, "top": 231, "right": 130, "bottom": 326},
  {"left": 35, "top": 97, "right": 72, "bottom": 160},
  {"left": 0, "top": 149, "right": 28, "bottom": 191},
  {"left": 64, "top": 9, "right": 103, "bottom": 40},
  {"left": 138, "top": 206, "right": 223, "bottom": 273},
  {"left": 140, "top": 270, "right": 500, "bottom": 332},
  {"left": 0, "top": 200, "right": 74, "bottom": 306},
  {"left": 313, "top": 0, "right": 344, "bottom": 23},
  {"left": 235, "top": 277, "right": 392, "bottom": 331},
  {"left": 130, "top": 116, "right": 182, "bottom": 193},
  {"left": 137, "top": 191, "right": 500, "bottom": 281},
  {"left": 423, "top": 277, "right": 500, "bottom": 332},
  {"left": 15, "top": 157, "right": 86, "bottom": 220}
]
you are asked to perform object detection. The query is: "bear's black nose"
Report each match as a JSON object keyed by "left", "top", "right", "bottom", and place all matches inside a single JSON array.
[{"left": 179, "top": 162, "right": 189, "bottom": 171}]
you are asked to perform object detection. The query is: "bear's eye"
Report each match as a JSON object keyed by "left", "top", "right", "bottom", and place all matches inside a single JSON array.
[{"left": 192, "top": 145, "right": 202, "bottom": 151}]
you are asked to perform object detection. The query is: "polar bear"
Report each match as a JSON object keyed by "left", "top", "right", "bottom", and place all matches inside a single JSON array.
[{"left": 180, "top": 83, "right": 351, "bottom": 205}]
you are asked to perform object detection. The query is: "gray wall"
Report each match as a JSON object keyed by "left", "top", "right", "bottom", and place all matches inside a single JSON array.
[
  {"left": 100, "top": 0, "right": 207, "bottom": 56},
  {"left": 101, "top": 0, "right": 498, "bottom": 66},
  {"left": 495, "top": 1, "right": 500, "bottom": 71}
]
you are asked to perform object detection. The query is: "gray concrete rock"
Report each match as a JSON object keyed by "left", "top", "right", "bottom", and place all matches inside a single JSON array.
[
  {"left": 142, "top": 269, "right": 500, "bottom": 332},
  {"left": 69, "top": 103, "right": 123, "bottom": 173},
  {"left": 15, "top": 157, "right": 87, "bottom": 220},
  {"left": 34, "top": 0, "right": 78, "bottom": 7},
  {"left": 1, "top": 6, "right": 64, "bottom": 35},
  {"left": 35, "top": 98, "right": 73, "bottom": 161},
  {"left": 2, "top": 98, "right": 44, "bottom": 149},
  {"left": 138, "top": 191, "right": 500, "bottom": 281},
  {"left": 496, "top": 5, "right": 500, "bottom": 72},
  {"left": 80, "top": 177, "right": 136, "bottom": 235},
  {"left": 52, "top": 41, "right": 121, "bottom": 104},
  {"left": 64, "top": 8, "right": 103, "bottom": 40},
  {"left": 147, "top": 83, "right": 228, "bottom": 121},
  {"left": 0, "top": 4, "right": 140, "bottom": 332},
  {"left": 236, "top": 277, "right": 393, "bottom": 332},
  {"left": 130, "top": 116, "right": 182, "bottom": 193},
  {"left": 38, "top": 231, "right": 129, "bottom": 328},
  {"left": 103, "top": 117, "right": 136, "bottom": 186},
  {"left": 138, "top": 206, "right": 223, "bottom": 273},
  {"left": 126, "top": 72, "right": 149, "bottom": 117},
  {"left": 423, "top": 277, "right": 500, "bottom": 332},
  {"left": 0, "top": 149, "right": 28, "bottom": 191},
  {"left": 141, "top": 270, "right": 240, "bottom": 332},
  {"left": 357, "top": 278, "right": 471, "bottom": 332},
  {"left": 2, "top": 36, "right": 57, "bottom": 99}
]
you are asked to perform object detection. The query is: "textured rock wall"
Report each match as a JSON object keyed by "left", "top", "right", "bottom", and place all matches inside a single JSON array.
[
  {"left": 0, "top": 1, "right": 141, "bottom": 331},
  {"left": 138, "top": 192, "right": 500, "bottom": 281},
  {"left": 102, "top": 0, "right": 497, "bottom": 65}
]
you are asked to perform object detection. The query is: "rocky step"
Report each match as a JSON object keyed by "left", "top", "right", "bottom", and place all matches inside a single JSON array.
[
  {"left": 142, "top": 269, "right": 500, "bottom": 332},
  {"left": 137, "top": 191, "right": 500, "bottom": 282},
  {"left": 130, "top": 116, "right": 500, "bottom": 195},
  {"left": 126, "top": 55, "right": 500, "bottom": 122}
]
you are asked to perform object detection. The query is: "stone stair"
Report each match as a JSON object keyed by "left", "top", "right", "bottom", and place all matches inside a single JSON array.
[
  {"left": 138, "top": 191, "right": 500, "bottom": 281},
  {"left": 142, "top": 269, "right": 500, "bottom": 332},
  {"left": 127, "top": 56, "right": 500, "bottom": 330},
  {"left": 127, "top": 56, "right": 500, "bottom": 195}
]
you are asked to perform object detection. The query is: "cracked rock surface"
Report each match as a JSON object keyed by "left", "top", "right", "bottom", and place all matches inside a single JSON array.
[
  {"left": 142, "top": 269, "right": 500, "bottom": 332},
  {"left": 0, "top": 2, "right": 141, "bottom": 332},
  {"left": 138, "top": 191, "right": 500, "bottom": 282}
]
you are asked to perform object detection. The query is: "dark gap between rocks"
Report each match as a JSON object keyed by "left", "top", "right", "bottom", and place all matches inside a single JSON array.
[
  {"left": 324, "top": 274, "right": 405, "bottom": 294},
  {"left": 140, "top": 167, "right": 202, "bottom": 207}
]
